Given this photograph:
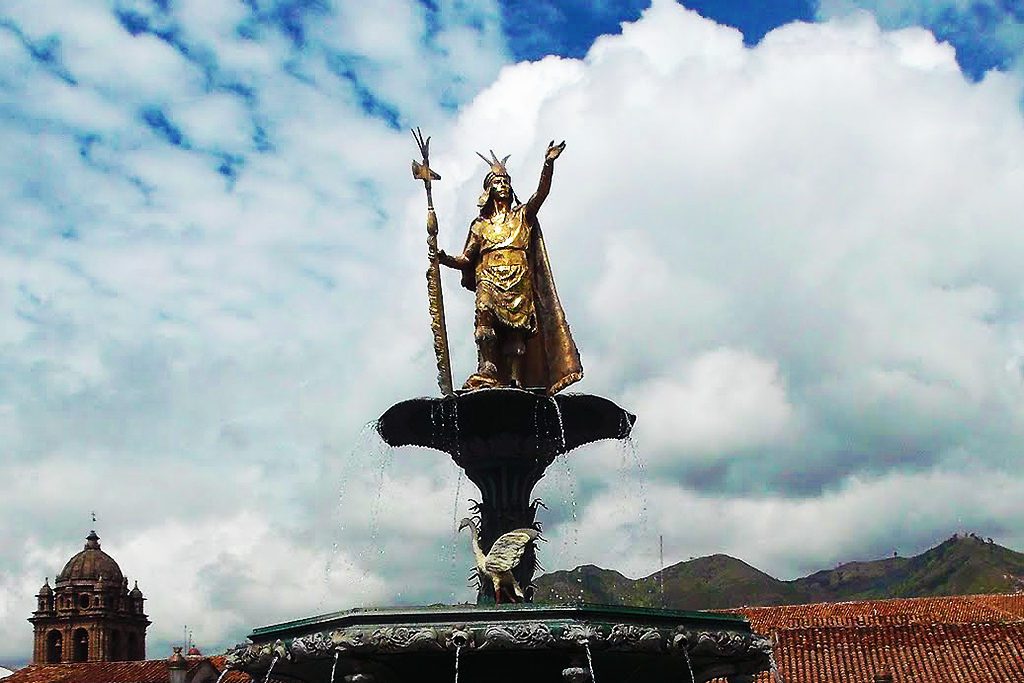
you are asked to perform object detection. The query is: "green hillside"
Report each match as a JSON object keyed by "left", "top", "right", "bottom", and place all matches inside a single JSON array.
[{"left": 534, "top": 534, "right": 1024, "bottom": 609}]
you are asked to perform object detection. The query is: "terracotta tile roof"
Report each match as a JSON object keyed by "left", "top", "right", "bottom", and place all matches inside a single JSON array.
[
  {"left": 722, "top": 592, "right": 1024, "bottom": 631},
  {"left": 724, "top": 622, "right": 1024, "bottom": 683},
  {"left": 3, "top": 657, "right": 250, "bottom": 683},
  {"left": 3, "top": 661, "right": 171, "bottom": 683},
  {"left": 710, "top": 593, "right": 1024, "bottom": 683},
  {"left": 205, "top": 656, "right": 250, "bottom": 683}
]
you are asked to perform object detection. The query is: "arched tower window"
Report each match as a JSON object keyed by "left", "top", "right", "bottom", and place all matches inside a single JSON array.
[
  {"left": 73, "top": 628, "right": 89, "bottom": 662},
  {"left": 46, "top": 630, "right": 62, "bottom": 663}
]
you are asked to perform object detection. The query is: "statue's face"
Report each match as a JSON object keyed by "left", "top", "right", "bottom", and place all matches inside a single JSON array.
[{"left": 490, "top": 174, "right": 511, "bottom": 200}]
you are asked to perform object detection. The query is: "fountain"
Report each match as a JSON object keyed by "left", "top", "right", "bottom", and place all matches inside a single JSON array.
[
  {"left": 377, "top": 389, "right": 633, "bottom": 603},
  {"left": 225, "top": 134, "right": 771, "bottom": 682}
]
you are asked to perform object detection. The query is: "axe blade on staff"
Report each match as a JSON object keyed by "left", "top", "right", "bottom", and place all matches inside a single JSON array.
[
  {"left": 412, "top": 158, "right": 440, "bottom": 184},
  {"left": 411, "top": 127, "right": 454, "bottom": 396}
]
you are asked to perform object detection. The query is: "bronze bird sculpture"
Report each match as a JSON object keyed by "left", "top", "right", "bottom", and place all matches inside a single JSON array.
[{"left": 458, "top": 518, "right": 539, "bottom": 604}]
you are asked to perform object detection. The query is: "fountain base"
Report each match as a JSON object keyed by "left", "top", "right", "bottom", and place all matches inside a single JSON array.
[{"left": 227, "top": 603, "right": 771, "bottom": 683}]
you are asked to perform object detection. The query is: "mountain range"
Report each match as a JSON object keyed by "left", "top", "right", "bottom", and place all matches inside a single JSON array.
[{"left": 533, "top": 533, "right": 1024, "bottom": 608}]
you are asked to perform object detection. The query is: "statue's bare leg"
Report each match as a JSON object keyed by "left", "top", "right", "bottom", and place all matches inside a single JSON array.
[
  {"left": 463, "top": 309, "right": 501, "bottom": 390},
  {"left": 475, "top": 310, "right": 499, "bottom": 379},
  {"left": 504, "top": 331, "right": 526, "bottom": 388}
]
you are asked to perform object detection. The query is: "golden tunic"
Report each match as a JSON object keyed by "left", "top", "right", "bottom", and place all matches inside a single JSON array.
[{"left": 470, "top": 205, "right": 536, "bottom": 332}]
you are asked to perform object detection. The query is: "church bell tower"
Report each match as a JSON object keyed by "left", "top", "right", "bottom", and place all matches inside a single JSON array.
[{"left": 29, "top": 531, "right": 150, "bottom": 664}]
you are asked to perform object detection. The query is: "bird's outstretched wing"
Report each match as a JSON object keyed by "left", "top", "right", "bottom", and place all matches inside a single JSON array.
[{"left": 485, "top": 528, "right": 540, "bottom": 574}]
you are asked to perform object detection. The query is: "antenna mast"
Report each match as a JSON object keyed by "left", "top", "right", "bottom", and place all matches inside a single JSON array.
[{"left": 659, "top": 534, "right": 665, "bottom": 607}]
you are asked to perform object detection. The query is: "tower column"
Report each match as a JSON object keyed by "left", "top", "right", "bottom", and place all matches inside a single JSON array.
[{"left": 91, "top": 627, "right": 102, "bottom": 663}]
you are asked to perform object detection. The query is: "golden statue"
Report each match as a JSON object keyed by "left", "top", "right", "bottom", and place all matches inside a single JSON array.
[{"left": 435, "top": 141, "right": 583, "bottom": 394}]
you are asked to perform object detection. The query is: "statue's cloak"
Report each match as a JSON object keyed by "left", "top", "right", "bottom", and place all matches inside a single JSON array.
[{"left": 459, "top": 218, "right": 583, "bottom": 395}]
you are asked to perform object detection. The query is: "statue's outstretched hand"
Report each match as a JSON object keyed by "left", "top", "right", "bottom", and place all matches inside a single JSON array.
[
  {"left": 545, "top": 140, "right": 566, "bottom": 161},
  {"left": 438, "top": 249, "right": 465, "bottom": 269}
]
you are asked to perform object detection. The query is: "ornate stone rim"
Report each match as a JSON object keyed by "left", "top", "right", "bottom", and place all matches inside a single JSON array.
[{"left": 225, "top": 621, "right": 772, "bottom": 672}]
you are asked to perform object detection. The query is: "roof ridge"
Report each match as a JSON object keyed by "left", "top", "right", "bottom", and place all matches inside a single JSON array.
[
  {"left": 765, "top": 620, "right": 1024, "bottom": 633},
  {"left": 978, "top": 594, "right": 1024, "bottom": 621},
  {"left": 729, "top": 591, "right": 1024, "bottom": 612}
]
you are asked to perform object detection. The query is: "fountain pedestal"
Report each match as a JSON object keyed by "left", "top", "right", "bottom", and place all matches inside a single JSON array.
[{"left": 377, "top": 388, "right": 634, "bottom": 602}]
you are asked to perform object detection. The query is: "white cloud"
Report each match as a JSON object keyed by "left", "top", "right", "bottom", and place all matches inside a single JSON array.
[
  {"left": 119, "top": 514, "right": 391, "bottom": 651},
  {"left": 623, "top": 349, "right": 797, "bottom": 463},
  {"left": 3, "top": 1, "right": 204, "bottom": 104},
  {"left": 171, "top": 94, "right": 253, "bottom": 152},
  {"left": 818, "top": 0, "right": 1024, "bottom": 72}
]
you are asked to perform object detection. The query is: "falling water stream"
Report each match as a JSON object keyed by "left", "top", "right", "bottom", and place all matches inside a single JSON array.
[
  {"left": 549, "top": 396, "right": 566, "bottom": 452},
  {"left": 367, "top": 442, "right": 395, "bottom": 536},
  {"left": 321, "top": 422, "right": 390, "bottom": 608},
  {"left": 430, "top": 399, "right": 440, "bottom": 438},
  {"left": 583, "top": 641, "right": 597, "bottom": 683},
  {"left": 560, "top": 456, "right": 584, "bottom": 603},
  {"left": 544, "top": 397, "right": 578, "bottom": 597},
  {"left": 448, "top": 396, "right": 461, "bottom": 459},
  {"left": 328, "top": 651, "right": 339, "bottom": 683},
  {"left": 447, "top": 466, "right": 467, "bottom": 601},
  {"left": 454, "top": 644, "right": 462, "bottom": 683},
  {"left": 451, "top": 469, "right": 465, "bottom": 531},
  {"left": 358, "top": 438, "right": 396, "bottom": 588},
  {"left": 681, "top": 646, "right": 695, "bottom": 683},
  {"left": 440, "top": 396, "right": 465, "bottom": 602},
  {"left": 618, "top": 434, "right": 659, "bottom": 603},
  {"left": 621, "top": 435, "right": 650, "bottom": 529},
  {"left": 262, "top": 656, "right": 279, "bottom": 683}
]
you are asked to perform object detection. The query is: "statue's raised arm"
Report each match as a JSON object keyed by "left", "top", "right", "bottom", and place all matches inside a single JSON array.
[{"left": 524, "top": 140, "right": 565, "bottom": 221}]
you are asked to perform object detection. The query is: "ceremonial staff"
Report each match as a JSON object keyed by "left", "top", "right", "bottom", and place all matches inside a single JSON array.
[{"left": 411, "top": 128, "right": 454, "bottom": 395}]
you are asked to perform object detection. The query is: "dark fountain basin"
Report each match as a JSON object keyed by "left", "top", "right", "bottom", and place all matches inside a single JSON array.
[
  {"left": 227, "top": 603, "right": 771, "bottom": 683},
  {"left": 376, "top": 388, "right": 636, "bottom": 461},
  {"left": 227, "top": 389, "right": 771, "bottom": 683}
]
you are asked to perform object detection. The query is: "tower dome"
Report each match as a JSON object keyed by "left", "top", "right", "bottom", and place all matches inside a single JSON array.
[{"left": 56, "top": 531, "right": 124, "bottom": 584}]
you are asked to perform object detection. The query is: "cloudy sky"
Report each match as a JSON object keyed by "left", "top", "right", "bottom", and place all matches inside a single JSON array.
[{"left": 2, "top": 0, "right": 1024, "bottom": 667}]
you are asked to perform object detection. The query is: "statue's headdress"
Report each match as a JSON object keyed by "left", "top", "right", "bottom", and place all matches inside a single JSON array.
[{"left": 477, "top": 150, "right": 515, "bottom": 208}]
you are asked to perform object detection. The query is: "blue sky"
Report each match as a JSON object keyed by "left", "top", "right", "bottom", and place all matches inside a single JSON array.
[
  {"left": 500, "top": 0, "right": 813, "bottom": 59},
  {"left": 504, "top": 0, "right": 1023, "bottom": 78},
  {"left": 2, "top": 0, "right": 1024, "bottom": 668}
]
